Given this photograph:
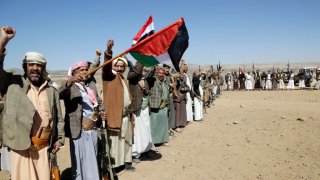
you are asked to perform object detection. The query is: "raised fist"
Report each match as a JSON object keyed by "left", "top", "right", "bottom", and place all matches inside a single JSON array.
[
  {"left": 96, "top": 49, "right": 102, "bottom": 56},
  {"left": 1, "top": 26, "right": 16, "bottom": 41},
  {"left": 107, "top": 39, "right": 114, "bottom": 49}
]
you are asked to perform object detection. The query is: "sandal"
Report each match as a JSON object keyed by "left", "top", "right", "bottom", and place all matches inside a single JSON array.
[
  {"left": 163, "top": 142, "right": 170, "bottom": 147},
  {"left": 169, "top": 130, "right": 176, "bottom": 136}
]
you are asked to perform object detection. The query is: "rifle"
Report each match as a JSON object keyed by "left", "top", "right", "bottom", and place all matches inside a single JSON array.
[
  {"left": 50, "top": 153, "right": 60, "bottom": 180},
  {"left": 98, "top": 120, "right": 115, "bottom": 180},
  {"left": 191, "top": 90, "right": 204, "bottom": 102}
]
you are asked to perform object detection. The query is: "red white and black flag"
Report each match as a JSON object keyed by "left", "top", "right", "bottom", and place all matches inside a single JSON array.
[
  {"left": 132, "top": 16, "right": 154, "bottom": 45},
  {"left": 129, "top": 18, "right": 189, "bottom": 72}
]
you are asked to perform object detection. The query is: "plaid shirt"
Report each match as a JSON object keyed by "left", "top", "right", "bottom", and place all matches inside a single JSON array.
[{"left": 148, "top": 76, "right": 169, "bottom": 109}]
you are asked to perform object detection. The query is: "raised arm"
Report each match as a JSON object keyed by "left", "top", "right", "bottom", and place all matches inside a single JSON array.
[
  {"left": 102, "top": 39, "right": 114, "bottom": 80},
  {"left": 127, "top": 60, "right": 143, "bottom": 80},
  {"left": 87, "top": 49, "right": 102, "bottom": 80},
  {"left": 0, "top": 26, "right": 16, "bottom": 91}
]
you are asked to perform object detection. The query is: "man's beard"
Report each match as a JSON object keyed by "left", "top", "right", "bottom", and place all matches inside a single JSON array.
[
  {"left": 28, "top": 70, "right": 42, "bottom": 85},
  {"left": 112, "top": 70, "right": 124, "bottom": 75},
  {"left": 29, "top": 76, "right": 40, "bottom": 82},
  {"left": 158, "top": 76, "right": 165, "bottom": 81}
]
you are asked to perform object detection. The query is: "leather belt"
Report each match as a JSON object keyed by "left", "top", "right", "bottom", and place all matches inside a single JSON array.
[{"left": 82, "top": 117, "right": 96, "bottom": 131}]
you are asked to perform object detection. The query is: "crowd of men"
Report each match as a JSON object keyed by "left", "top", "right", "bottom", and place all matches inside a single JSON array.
[
  {"left": 0, "top": 26, "right": 223, "bottom": 180},
  {"left": 224, "top": 68, "right": 320, "bottom": 91},
  {"left": 1, "top": 25, "right": 319, "bottom": 180}
]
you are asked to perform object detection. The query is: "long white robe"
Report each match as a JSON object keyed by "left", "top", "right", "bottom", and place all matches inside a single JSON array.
[
  {"left": 266, "top": 74, "right": 272, "bottom": 89},
  {"left": 194, "top": 86, "right": 203, "bottom": 121},
  {"left": 316, "top": 80, "right": 320, "bottom": 89},
  {"left": 132, "top": 105, "right": 154, "bottom": 158},
  {"left": 245, "top": 74, "right": 253, "bottom": 90},
  {"left": 278, "top": 79, "right": 285, "bottom": 90},
  {"left": 184, "top": 73, "right": 193, "bottom": 122},
  {"left": 299, "top": 80, "right": 305, "bottom": 88},
  {"left": 287, "top": 74, "right": 295, "bottom": 90}
]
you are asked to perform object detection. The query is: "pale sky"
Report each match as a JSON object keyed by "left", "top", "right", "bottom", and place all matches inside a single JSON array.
[{"left": 1, "top": 0, "right": 319, "bottom": 70}]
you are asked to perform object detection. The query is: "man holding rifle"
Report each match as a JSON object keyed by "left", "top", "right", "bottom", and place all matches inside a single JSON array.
[{"left": 60, "top": 59, "right": 107, "bottom": 179}]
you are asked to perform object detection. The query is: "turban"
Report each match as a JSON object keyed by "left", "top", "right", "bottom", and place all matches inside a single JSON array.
[
  {"left": 112, "top": 57, "right": 128, "bottom": 67},
  {"left": 67, "top": 61, "right": 89, "bottom": 77},
  {"left": 162, "top": 63, "right": 171, "bottom": 69},
  {"left": 22, "top": 52, "right": 46, "bottom": 65},
  {"left": 71, "top": 61, "right": 89, "bottom": 73}
]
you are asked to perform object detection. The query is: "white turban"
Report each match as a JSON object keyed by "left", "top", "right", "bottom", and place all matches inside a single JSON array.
[
  {"left": 22, "top": 52, "right": 46, "bottom": 65},
  {"left": 112, "top": 57, "right": 128, "bottom": 67}
]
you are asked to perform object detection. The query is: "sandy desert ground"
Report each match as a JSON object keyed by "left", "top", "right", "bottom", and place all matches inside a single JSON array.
[
  {"left": 116, "top": 90, "right": 320, "bottom": 180},
  {"left": 1, "top": 89, "right": 320, "bottom": 180}
]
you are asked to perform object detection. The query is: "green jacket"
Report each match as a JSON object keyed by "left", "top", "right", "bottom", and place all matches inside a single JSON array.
[{"left": 0, "top": 51, "right": 64, "bottom": 151}]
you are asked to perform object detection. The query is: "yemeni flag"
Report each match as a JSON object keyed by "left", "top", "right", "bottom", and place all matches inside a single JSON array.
[
  {"left": 133, "top": 16, "right": 154, "bottom": 45},
  {"left": 129, "top": 18, "right": 189, "bottom": 72}
]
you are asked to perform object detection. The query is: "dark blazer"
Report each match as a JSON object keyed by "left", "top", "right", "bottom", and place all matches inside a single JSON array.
[
  {"left": 59, "top": 80, "right": 103, "bottom": 139},
  {"left": 127, "top": 61, "right": 144, "bottom": 113}
]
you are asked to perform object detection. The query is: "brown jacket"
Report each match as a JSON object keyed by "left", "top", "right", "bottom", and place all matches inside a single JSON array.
[
  {"left": 102, "top": 51, "right": 131, "bottom": 132},
  {"left": 127, "top": 61, "right": 144, "bottom": 114}
]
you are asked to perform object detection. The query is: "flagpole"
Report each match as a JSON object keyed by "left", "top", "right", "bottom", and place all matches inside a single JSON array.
[
  {"left": 85, "top": 39, "right": 144, "bottom": 77},
  {"left": 85, "top": 51, "right": 126, "bottom": 77},
  {"left": 85, "top": 18, "right": 185, "bottom": 77}
]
